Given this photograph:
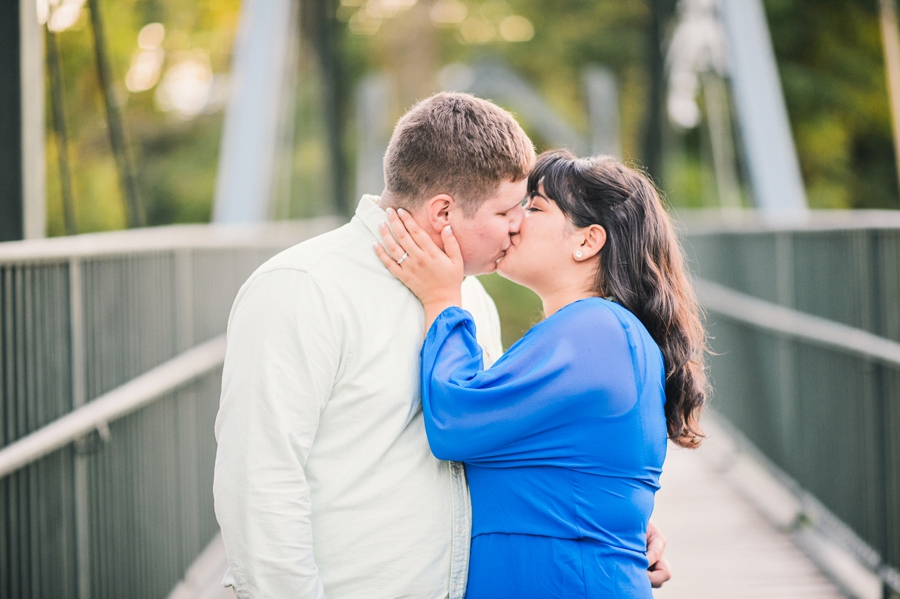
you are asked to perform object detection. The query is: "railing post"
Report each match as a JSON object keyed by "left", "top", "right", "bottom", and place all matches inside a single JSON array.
[
  {"left": 175, "top": 249, "right": 195, "bottom": 352},
  {"left": 775, "top": 232, "right": 797, "bottom": 464},
  {"left": 69, "top": 257, "right": 91, "bottom": 599}
]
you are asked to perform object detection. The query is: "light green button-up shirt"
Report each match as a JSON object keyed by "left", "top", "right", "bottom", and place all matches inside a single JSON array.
[{"left": 214, "top": 196, "right": 503, "bottom": 599}]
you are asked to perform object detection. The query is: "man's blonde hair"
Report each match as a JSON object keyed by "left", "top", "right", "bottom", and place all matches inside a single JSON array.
[{"left": 383, "top": 92, "right": 535, "bottom": 216}]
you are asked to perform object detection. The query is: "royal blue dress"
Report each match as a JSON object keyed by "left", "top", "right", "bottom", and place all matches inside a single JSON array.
[{"left": 421, "top": 298, "right": 668, "bottom": 598}]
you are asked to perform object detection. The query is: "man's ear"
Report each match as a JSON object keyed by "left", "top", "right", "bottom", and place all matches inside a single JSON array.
[
  {"left": 575, "top": 224, "right": 607, "bottom": 260},
  {"left": 424, "top": 194, "right": 455, "bottom": 233}
]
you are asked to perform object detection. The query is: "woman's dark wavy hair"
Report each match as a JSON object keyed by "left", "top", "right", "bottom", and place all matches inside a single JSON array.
[{"left": 529, "top": 149, "right": 707, "bottom": 448}]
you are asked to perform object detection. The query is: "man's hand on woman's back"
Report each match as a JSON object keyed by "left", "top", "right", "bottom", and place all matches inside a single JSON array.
[{"left": 646, "top": 520, "right": 672, "bottom": 588}]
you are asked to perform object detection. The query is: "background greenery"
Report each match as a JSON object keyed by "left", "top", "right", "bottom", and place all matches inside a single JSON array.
[{"left": 43, "top": 0, "right": 900, "bottom": 341}]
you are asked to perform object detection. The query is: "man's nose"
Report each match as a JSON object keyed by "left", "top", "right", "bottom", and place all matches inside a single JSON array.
[{"left": 509, "top": 206, "right": 525, "bottom": 233}]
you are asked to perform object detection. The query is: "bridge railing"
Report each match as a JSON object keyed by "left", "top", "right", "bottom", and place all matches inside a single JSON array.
[
  {"left": 0, "top": 219, "right": 340, "bottom": 599},
  {"left": 681, "top": 209, "right": 900, "bottom": 593}
]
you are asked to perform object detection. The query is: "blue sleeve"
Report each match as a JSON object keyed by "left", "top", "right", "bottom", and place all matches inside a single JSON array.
[{"left": 420, "top": 305, "right": 641, "bottom": 463}]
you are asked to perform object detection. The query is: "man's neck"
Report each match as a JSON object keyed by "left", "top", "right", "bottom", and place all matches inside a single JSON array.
[
  {"left": 377, "top": 192, "right": 445, "bottom": 251},
  {"left": 377, "top": 190, "right": 398, "bottom": 210}
]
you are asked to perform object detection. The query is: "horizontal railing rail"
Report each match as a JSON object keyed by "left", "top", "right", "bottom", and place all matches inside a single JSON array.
[
  {"left": 696, "top": 279, "right": 900, "bottom": 367},
  {"left": 0, "top": 335, "right": 225, "bottom": 479},
  {"left": 676, "top": 207, "right": 900, "bottom": 234},
  {"left": 0, "top": 218, "right": 341, "bottom": 263}
]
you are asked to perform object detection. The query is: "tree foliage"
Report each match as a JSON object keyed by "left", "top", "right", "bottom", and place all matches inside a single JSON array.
[
  {"left": 41, "top": 0, "right": 899, "bottom": 239},
  {"left": 766, "top": 0, "right": 898, "bottom": 209}
]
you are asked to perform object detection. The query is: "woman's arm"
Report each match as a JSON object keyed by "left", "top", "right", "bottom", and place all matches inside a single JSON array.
[{"left": 422, "top": 304, "right": 641, "bottom": 466}]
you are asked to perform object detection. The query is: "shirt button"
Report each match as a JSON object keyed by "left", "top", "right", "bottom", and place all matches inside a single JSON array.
[{"left": 457, "top": 525, "right": 463, "bottom": 533}]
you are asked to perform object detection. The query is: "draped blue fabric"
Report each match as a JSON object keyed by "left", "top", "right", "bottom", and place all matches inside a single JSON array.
[{"left": 421, "top": 298, "right": 668, "bottom": 598}]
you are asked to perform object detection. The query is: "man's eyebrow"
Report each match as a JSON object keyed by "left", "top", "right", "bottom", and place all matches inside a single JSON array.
[{"left": 501, "top": 199, "right": 523, "bottom": 212}]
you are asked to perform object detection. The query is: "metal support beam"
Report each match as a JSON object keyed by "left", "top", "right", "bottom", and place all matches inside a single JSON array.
[
  {"left": 0, "top": 2, "right": 23, "bottom": 241},
  {"left": 718, "top": 0, "right": 808, "bottom": 220},
  {"left": 444, "top": 61, "right": 588, "bottom": 155},
  {"left": 1, "top": 1, "right": 45, "bottom": 241},
  {"left": 583, "top": 66, "right": 622, "bottom": 158},
  {"left": 355, "top": 74, "right": 390, "bottom": 199},
  {"left": 213, "top": 0, "right": 298, "bottom": 223},
  {"left": 880, "top": 0, "right": 900, "bottom": 206},
  {"left": 21, "top": 0, "right": 45, "bottom": 239}
]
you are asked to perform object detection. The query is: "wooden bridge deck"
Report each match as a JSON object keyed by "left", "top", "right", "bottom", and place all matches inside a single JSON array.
[{"left": 651, "top": 417, "right": 872, "bottom": 598}]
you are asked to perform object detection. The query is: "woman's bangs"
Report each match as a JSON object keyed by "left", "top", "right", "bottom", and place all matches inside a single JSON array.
[{"left": 527, "top": 152, "right": 573, "bottom": 208}]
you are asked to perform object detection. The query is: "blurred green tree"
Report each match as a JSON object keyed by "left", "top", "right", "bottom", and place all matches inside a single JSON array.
[
  {"left": 42, "top": 0, "right": 899, "bottom": 242},
  {"left": 766, "top": 0, "right": 898, "bottom": 209}
]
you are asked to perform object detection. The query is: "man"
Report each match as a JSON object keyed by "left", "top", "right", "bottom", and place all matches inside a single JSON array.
[{"left": 214, "top": 92, "right": 670, "bottom": 598}]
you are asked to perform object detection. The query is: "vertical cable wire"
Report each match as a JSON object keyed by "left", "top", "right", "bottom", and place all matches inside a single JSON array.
[
  {"left": 45, "top": 31, "right": 77, "bottom": 236},
  {"left": 85, "top": 0, "right": 144, "bottom": 228}
]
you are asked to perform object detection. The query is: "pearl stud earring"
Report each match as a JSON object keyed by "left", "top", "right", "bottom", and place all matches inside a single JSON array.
[{"left": 575, "top": 251, "right": 583, "bottom": 259}]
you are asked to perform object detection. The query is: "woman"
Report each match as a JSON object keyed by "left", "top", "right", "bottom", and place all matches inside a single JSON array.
[{"left": 374, "top": 150, "right": 707, "bottom": 598}]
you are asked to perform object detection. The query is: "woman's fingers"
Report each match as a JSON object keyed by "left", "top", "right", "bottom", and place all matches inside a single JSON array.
[
  {"left": 441, "top": 225, "right": 463, "bottom": 266},
  {"left": 396, "top": 208, "right": 440, "bottom": 256},
  {"left": 385, "top": 207, "right": 423, "bottom": 257},
  {"left": 645, "top": 520, "right": 670, "bottom": 588},
  {"left": 373, "top": 242, "right": 404, "bottom": 277},
  {"left": 647, "top": 556, "right": 672, "bottom": 588},
  {"left": 377, "top": 221, "right": 406, "bottom": 262}
]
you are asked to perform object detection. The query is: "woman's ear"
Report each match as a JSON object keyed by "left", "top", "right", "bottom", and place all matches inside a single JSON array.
[
  {"left": 424, "top": 194, "right": 455, "bottom": 233},
  {"left": 575, "top": 224, "right": 607, "bottom": 261}
]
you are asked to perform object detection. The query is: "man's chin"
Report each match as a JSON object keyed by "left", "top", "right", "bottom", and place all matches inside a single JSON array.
[
  {"left": 495, "top": 265, "right": 516, "bottom": 283},
  {"left": 474, "top": 263, "right": 497, "bottom": 276},
  {"left": 466, "top": 258, "right": 504, "bottom": 277}
]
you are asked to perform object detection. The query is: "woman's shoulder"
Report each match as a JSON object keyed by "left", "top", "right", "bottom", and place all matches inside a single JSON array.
[
  {"left": 499, "top": 298, "right": 645, "bottom": 360},
  {"left": 555, "top": 298, "right": 656, "bottom": 348},
  {"left": 554, "top": 297, "right": 628, "bottom": 329}
]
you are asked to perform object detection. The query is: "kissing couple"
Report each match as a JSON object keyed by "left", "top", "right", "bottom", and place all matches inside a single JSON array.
[{"left": 214, "top": 92, "right": 706, "bottom": 598}]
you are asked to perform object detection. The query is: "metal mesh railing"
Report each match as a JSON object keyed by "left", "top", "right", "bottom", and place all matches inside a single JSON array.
[
  {"left": 0, "top": 219, "right": 340, "bottom": 599},
  {"left": 681, "top": 210, "right": 900, "bottom": 591}
]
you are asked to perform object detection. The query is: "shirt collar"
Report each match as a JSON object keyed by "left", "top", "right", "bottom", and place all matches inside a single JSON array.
[{"left": 354, "top": 194, "right": 389, "bottom": 241}]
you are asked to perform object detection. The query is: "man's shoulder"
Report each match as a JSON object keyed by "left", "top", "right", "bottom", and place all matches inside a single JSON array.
[
  {"left": 228, "top": 224, "right": 367, "bottom": 328},
  {"left": 253, "top": 221, "right": 364, "bottom": 279},
  {"left": 461, "top": 275, "right": 492, "bottom": 300},
  {"left": 461, "top": 276, "right": 497, "bottom": 314}
]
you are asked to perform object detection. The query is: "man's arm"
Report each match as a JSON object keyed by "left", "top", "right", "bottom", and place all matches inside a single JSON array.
[{"left": 214, "top": 269, "right": 342, "bottom": 599}]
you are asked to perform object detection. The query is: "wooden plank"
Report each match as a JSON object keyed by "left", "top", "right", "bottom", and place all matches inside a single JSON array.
[{"left": 653, "top": 438, "right": 846, "bottom": 598}]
